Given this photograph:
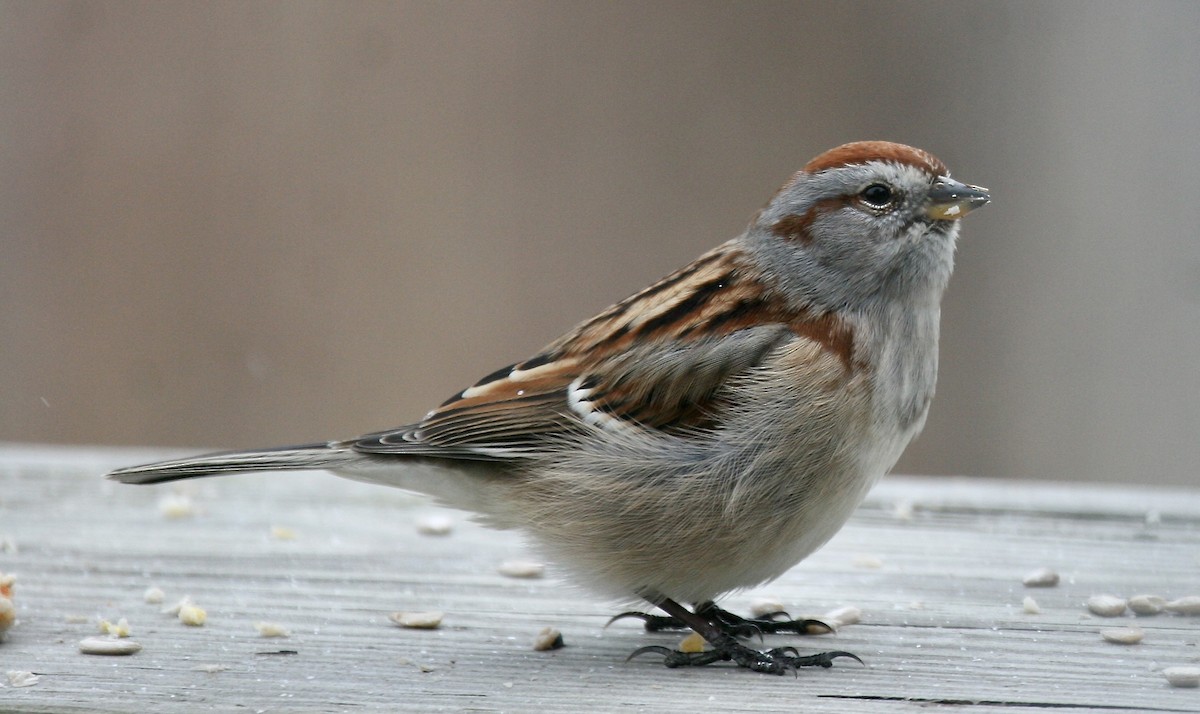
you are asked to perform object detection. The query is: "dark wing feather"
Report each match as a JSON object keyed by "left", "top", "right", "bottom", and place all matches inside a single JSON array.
[{"left": 352, "top": 242, "right": 853, "bottom": 461}]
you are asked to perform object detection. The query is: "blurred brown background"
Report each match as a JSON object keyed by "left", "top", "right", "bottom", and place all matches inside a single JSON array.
[{"left": 3, "top": 1, "right": 1198, "bottom": 485}]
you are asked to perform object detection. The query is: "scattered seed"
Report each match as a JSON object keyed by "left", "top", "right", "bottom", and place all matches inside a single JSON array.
[
  {"left": 852, "top": 555, "right": 883, "bottom": 569},
  {"left": 1022, "top": 568, "right": 1059, "bottom": 587},
  {"left": 79, "top": 637, "right": 142, "bottom": 656},
  {"left": 6, "top": 670, "right": 39, "bottom": 688},
  {"left": 1086, "top": 594, "right": 1127, "bottom": 617},
  {"left": 143, "top": 586, "right": 165, "bottom": 604},
  {"left": 178, "top": 604, "right": 207, "bottom": 626},
  {"left": 415, "top": 515, "right": 454, "bottom": 536},
  {"left": 0, "top": 536, "right": 16, "bottom": 554},
  {"left": 892, "top": 500, "right": 915, "bottom": 521},
  {"left": 389, "top": 611, "right": 443, "bottom": 629},
  {"left": 1023, "top": 596, "right": 1041, "bottom": 614},
  {"left": 678, "top": 632, "right": 706, "bottom": 653},
  {"left": 532, "top": 626, "right": 564, "bottom": 651},
  {"left": 254, "top": 621, "right": 291, "bottom": 638},
  {"left": 193, "top": 663, "right": 228, "bottom": 673},
  {"left": 269, "top": 525, "right": 297, "bottom": 541},
  {"left": 1129, "top": 594, "right": 1166, "bottom": 615},
  {"left": 1164, "top": 667, "right": 1200, "bottom": 688},
  {"left": 748, "top": 596, "right": 786, "bottom": 618},
  {"left": 1165, "top": 596, "right": 1200, "bottom": 615},
  {"left": 98, "top": 618, "right": 132, "bottom": 637},
  {"left": 162, "top": 596, "right": 192, "bottom": 616},
  {"left": 1100, "top": 626, "right": 1143, "bottom": 644},
  {"left": 824, "top": 605, "right": 861, "bottom": 627},
  {"left": 497, "top": 560, "right": 545, "bottom": 579},
  {"left": 158, "top": 494, "right": 194, "bottom": 519}
]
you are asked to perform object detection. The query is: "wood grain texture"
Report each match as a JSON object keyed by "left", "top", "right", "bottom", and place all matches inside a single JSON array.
[{"left": 1, "top": 445, "right": 1198, "bottom": 713}]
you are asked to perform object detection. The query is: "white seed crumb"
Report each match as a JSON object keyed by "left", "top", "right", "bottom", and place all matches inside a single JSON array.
[
  {"left": 1165, "top": 596, "right": 1200, "bottom": 615},
  {"left": 143, "top": 586, "right": 165, "bottom": 604},
  {"left": 63, "top": 614, "right": 90, "bottom": 624},
  {"left": 892, "top": 500, "right": 915, "bottom": 521},
  {"left": 193, "top": 663, "right": 228, "bottom": 673},
  {"left": 532, "top": 626, "right": 564, "bottom": 651},
  {"left": 158, "top": 493, "right": 195, "bottom": 519},
  {"left": 678, "top": 631, "right": 706, "bottom": 653},
  {"left": 79, "top": 636, "right": 142, "bottom": 656},
  {"left": 852, "top": 554, "right": 883, "bottom": 569},
  {"left": 6, "top": 670, "right": 39, "bottom": 688},
  {"left": 98, "top": 617, "right": 132, "bottom": 637},
  {"left": 178, "top": 604, "right": 207, "bottom": 626},
  {"left": 1163, "top": 666, "right": 1200, "bottom": 688},
  {"left": 1129, "top": 594, "right": 1166, "bottom": 615},
  {"left": 497, "top": 560, "right": 545, "bottom": 579},
  {"left": 254, "top": 621, "right": 291, "bottom": 638},
  {"left": 417, "top": 662, "right": 435, "bottom": 673},
  {"left": 389, "top": 611, "right": 443, "bottom": 629},
  {"left": 1144, "top": 510, "right": 1162, "bottom": 526},
  {"left": 269, "top": 525, "right": 297, "bottom": 541},
  {"left": 415, "top": 514, "right": 454, "bottom": 536},
  {"left": 1022, "top": 567, "right": 1060, "bottom": 587},
  {"left": 1023, "top": 596, "right": 1041, "bottom": 614},
  {"left": 1086, "top": 594, "right": 1128, "bottom": 617},
  {"left": 161, "top": 596, "right": 192, "bottom": 616},
  {"left": 748, "top": 596, "right": 786, "bottom": 618},
  {"left": 1100, "top": 626, "right": 1144, "bottom": 644},
  {"left": 0, "top": 536, "right": 17, "bottom": 554},
  {"left": 824, "top": 605, "right": 861, "bottom": 627}
]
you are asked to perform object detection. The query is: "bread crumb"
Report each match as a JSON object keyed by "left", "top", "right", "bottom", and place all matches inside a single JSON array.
[
  {"left": 254, "top": 621, "right": 290, "bottom": 638},
  {"left": 98, "top": 617, "right": 132, "bottom": 637},
  {"left": 678, "top": 631, "right": 706, "bottom": 653},
  {"left": 824, "top": 605, "right": 861, "bottom": 627},
  {"left": 143, "top": 586, "right": 165, "bottom": 604},
  {"left": 178, "top": 604, "right": 207, "bottom": 626},
  {"left": 748, "top": 596, "right": 786, "bottom": 618},
  {"left": 1023, "top": 596, "right": 1041, "bottom": 614}
]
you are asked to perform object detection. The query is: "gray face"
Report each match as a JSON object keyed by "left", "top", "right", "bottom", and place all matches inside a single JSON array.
[{"left": 747, "top": 160, "right": 961, "bottom": 314}]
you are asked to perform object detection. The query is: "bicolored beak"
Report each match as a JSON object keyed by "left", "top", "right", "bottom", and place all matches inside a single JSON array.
[{"left": 925, "top": 177, "right": 990, "bottom": 220}]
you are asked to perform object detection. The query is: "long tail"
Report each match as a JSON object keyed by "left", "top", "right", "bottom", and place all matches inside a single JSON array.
[{"left": 106, "top": 442, "right": 359, "bottom": 485}]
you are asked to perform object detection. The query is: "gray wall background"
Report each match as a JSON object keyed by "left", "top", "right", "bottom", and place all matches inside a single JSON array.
[{"left": 3, "top": 1, "right": 1198, "bottom": 485}]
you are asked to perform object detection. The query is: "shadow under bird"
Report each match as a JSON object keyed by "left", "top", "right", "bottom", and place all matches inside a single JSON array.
[{"left": 110, "top": 141, "right": 990, "bottom": 674}]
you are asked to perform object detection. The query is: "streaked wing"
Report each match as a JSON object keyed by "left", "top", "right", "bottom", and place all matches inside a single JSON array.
[{"left": 352, "top": 242, "right": 854, "bottom": 460}]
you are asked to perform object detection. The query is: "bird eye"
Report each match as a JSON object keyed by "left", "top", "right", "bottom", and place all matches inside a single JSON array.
[{"left": 858, "top": 183, "right": 895, "bottom": 210}]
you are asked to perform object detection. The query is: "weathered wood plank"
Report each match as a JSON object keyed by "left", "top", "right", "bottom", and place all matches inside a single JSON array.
[{"left": 1, "top": 445, "right": 1198, "bottom": 712}]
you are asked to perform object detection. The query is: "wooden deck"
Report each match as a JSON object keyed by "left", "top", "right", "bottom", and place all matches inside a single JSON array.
[{"left": 1, "top": 444, "right": 1198, "bottom": 713}]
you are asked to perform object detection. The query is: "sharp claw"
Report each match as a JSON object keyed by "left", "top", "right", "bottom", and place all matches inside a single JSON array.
[
  {"left": 605, "top": 611, "right": 652, "bottom": 629},
  {"left": 625, "top": 645, "right": 675, "bottom": 663}
]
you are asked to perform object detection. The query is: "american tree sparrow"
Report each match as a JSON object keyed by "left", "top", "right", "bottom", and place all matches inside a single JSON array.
[{"left": 111, "top": 141, "right": 989, "bottom": 674}]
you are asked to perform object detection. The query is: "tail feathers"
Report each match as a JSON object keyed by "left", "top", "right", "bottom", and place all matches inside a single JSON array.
[{"left": 107, "top": 442, "right": 357, "bottom": 485}]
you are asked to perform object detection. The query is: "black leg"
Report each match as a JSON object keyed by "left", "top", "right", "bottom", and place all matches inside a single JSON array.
[
  {"left": 608, "top": 600, "right": 833, "bottom": 637},
  {"left": 624, "top": 597, "right": 861, "bottom": 675}
]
